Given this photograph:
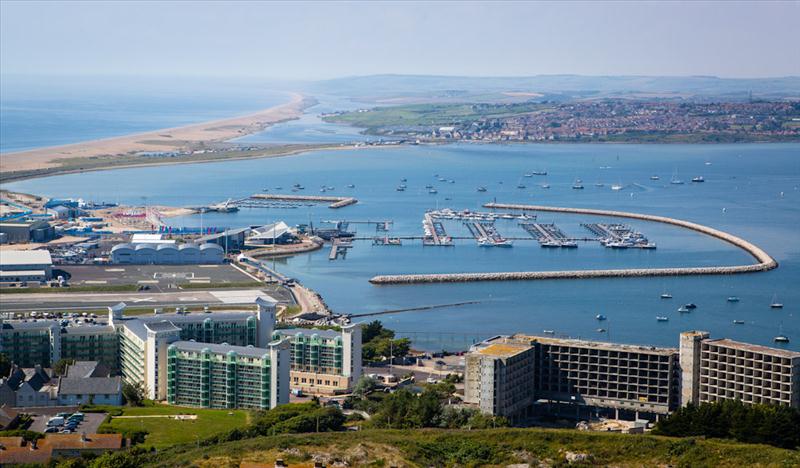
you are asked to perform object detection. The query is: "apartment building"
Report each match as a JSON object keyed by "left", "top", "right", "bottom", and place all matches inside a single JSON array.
[
  {"left": 272, "top": 323, "right": 362, "bottom": 395},
  {"left": 166, "top": 339, "right": 290, "bottom": 410},
  {"left": 463, "top": 341, "right": 534, "bottom": 418}
]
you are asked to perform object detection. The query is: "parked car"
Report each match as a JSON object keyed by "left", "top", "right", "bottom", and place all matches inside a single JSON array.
[
  {"left": 46, "top": 417, "right": 64, "bottom": 427},
  {"left": 44, "top": 427, "right": 59, "bottom": 433}
]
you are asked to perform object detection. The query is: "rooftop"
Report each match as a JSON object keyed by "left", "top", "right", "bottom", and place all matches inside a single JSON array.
[
  {"left": 58, "top": 376, "right": 121, "bottom": 395},
  {"left": 511, "top": 334, "right": 678, "bottom": 356},
  {"left": 706, "top": 338, "right": 800, "bottom": 358},
  {"left": 170, "top": 340, "right": 271, "bottom": 358},
  {"left": 476, "top": 343, "right": 531, "bottom": 358},
  {"left": 0, "top": 250, "right": 52, "bottom": 267},
  {"left": 275, "top": 327, "right": 341, "bottom": 340}
]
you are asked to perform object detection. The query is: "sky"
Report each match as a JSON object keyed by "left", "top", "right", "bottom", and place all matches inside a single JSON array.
[{"left": 1, "top": 0, "right": 798, "bottom": 79}]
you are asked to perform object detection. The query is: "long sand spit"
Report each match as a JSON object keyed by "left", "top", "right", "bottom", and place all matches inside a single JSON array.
[
  {"left": 0, "top": 93, "right": 309, "bottom": 172},
  {"left": 369, "top": 202, "right": 778, "bottom": 285}
]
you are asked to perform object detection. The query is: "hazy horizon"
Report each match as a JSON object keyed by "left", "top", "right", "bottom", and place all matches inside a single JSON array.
[{"left": 2, "top": 1, "right": 798, "bottom": 80}]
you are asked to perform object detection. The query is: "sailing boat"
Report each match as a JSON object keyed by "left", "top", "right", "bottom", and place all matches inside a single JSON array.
[
  {"left": 774, "top": 323, "right": 789, "bottom": 343},
  {"left": 770, "top": 293, "right": 784, "bottom": 309},
  {"left": 670, "top": 169, "right": 684, "bottom": 185}
]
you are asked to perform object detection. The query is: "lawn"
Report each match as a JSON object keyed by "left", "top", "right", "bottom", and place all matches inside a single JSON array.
[{"left": 98, "top": 403, "right": 250, "bottom": 449}]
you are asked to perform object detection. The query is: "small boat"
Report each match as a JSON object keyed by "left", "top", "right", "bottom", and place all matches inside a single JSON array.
[
  {"left": 770, "top": 293, "right": 783, "bottom": 308},
  {"left": 660, "top": 293, "right": 672, "bottom": 299},
  {"left": 540, "top": 183, "right": 550, "bottom": 189},
  {"left": 425, "top": 184, "right": 433, "bottom": 189},
  {"left": 596, "top": 314, "right": 607, "bottom": 321},
  {"left": 595, "top": 182, "right": 605, "bottom": 187},
  {"left": 775, "top": 335, "right": 790, "bottom": 343},
  {"left": 732, "top": 320, "right": 745, "bottom": 325},
  {"left": 611, "top": 184, "right": 623, "bottom": 191},
  {"left": 396, "top": 186, "right": 405, "bottom": 191},
  {"left": 705, "top": 161, "right": 712, "bottom": 166},
  {"left": 524, "top": 173, "right": 533, "bottom": 178},
  {"left": 517, "top": 184, "right": 526, "bottom": 189},
  {"left": 543, "top": 330, "right": 555, "bottom": 335},
  {"left": 401, "top": 178, "right": 407, "bottom": 182},
  {"left": 428, "top": 188, "right": 438, "bottom": 194},
  {"left": 691, "top": 176, "right": 705, "bottom": 183},
  {"left": 533, "top": 170, "right": 547, "bottom": 176},
  {"left": 274, "top": 186, "right": 282, "bottom": 190},
  {"left": 477, "top": 186, "right": 487, "bottom": 192},
  {"left": 596, "top": 328, "right": 606, "bottom": 333},
  {"left": 656, "top": 316, "right": 669, "bottom": 322},
  {"left": 650, "top": 175, "right": 660, "bottom": 181},
  {"left": 685, "top": 303, "right": 697, "bottom": 309},
  {"left": 347, "top": 184, "right": 355, "bottom": 188},
  {"left": 670, "top": 169, "right": 684, "bottom": 185},
  {"left": 677, "top": 306, "right": 690, "bottom": 313},
  {"left": 572, "top": 179, "right": 584, "bottom": 190},
  {"left": 727, "top": 296, "right": 740, "bottom": 302}
]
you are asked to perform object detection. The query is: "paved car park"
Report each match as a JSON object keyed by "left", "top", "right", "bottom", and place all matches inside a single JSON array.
[
  {"left": 29, "top": 412, "right": 106, "bottom": 434},
  {"left": 61, "top": 264, "right": 259, "bottom": 291}
]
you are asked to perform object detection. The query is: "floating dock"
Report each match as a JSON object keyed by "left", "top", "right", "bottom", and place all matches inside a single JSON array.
[
  {"left": 582, "top": 223, "right": 656, "bottom": 249},
  {"left": 367, "top": 202, "right": 777, "bottom": 284},
  {"left": 520, "top": 223, "right": 578, "bottom": 248},
  {"left": 329, "top": 239, "right": 353, "bottom": 260},
  {"left": 250, "top": 193, "right": 357, "bottom": 209},
  {"left": 422, "top": 213, "right": 453, "bottom": 246}
]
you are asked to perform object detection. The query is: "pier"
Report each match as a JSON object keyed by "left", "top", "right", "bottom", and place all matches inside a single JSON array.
[
  {"left": 422, "top": 213, "right": 454, "bottom": 246},
  {"left": 582, "top": 223, "right": 656, "bottom": 249},
  {"left": 520, "top": 223, "right": 578, "bottom": 248},
  {"left": 249, "top": 193, "right": 357, "bottom": 209},
  {"left": 368, "top": 203, "right": 777, "bottom": 284},
  {"left": 329, "top": 239, "right": 353, "bottom": 261}
]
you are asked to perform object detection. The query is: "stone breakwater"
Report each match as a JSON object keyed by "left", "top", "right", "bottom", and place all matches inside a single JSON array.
[
  {"left": 368, "top": 203, "right": 777, "bottom": 285},
  {"left": 250, "top": 193, "right": 357, "bottom": 209}
]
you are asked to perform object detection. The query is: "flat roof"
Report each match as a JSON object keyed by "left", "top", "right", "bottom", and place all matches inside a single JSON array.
[
  {"left": 706, "top": 338, "right": 800, "bottom": 358},
  {"left": 477, "top": 343, "right": 531, "bottom": 358},
  {"left": 171, "top": 340, "right": 270, "bottom": 358},
  {"left": 0, "top": 250, "right": 52, "bottom": 267},
  {"left": 511, "top": 334, "right": 677, "bottom": 356},
  {"left": 275, "top": 328, "right": 341, "bottom": 339},
  {"left": 0, "top": 270, "right": 46, "bottom": 277}
]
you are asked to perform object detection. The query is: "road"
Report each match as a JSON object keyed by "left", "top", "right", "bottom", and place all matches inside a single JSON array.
[{"left": 0, "top": 288, "right": 294, "bottom": 313}]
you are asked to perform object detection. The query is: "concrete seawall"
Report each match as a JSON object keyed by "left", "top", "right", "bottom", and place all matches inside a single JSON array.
[
  {"left": 369, "top": 203, "right": 777, "bottom": 285},
  {"left": 251, "top": 193, "right": 357, "bottom": 209}
]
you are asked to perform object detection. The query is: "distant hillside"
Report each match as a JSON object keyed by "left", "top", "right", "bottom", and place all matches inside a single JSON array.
[
  {"left": 102, "top": 428, "right": 800, "bottom": 468},
  {"left": 312, "top": 74, "right": 800, "bottom": 102}
]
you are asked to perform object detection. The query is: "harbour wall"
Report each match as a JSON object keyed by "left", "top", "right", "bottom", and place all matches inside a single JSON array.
[{"left": 369, "top": 203, "right": 777, "bottom": 285}]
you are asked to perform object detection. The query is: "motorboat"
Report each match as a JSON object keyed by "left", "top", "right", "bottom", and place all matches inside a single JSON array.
[
  {"left": 611, "top": 184, "right": 624, "bottom": 191},
  {"left": 770, "top": 294, "right": 783, "bottom": 308},
  {"left": 678, "top": 306, "right": 690, "bottom": 313},
  {"left": 543, "top": 330, "right": 555, "bottom": 334},
  {"left": 775, "top": 335, "right": 790, "bottom": 343},
  {"left": 732, "top": 320, "right": 745, "bottom": 325},
  {"left": 477, "top": 186, "right": 488, "bottom": 192},
  {"left": 596, "top": 314, "right": 607, "bottom": 321},
  {"left": 572, "top": 179, "right": 584, "bottom": 190},
  {"left": 685, "top": 303, "right": 697, "bottom": 309},
  {"left": 656, "top": 316, "right": 669, "bottom": 322},
  {"left": 533, "top": 170, "right": 547, "bottom": 176},
  {"left": 691, "top": 176, "right": 705, "bottom": 183},
  {"left": 660, "top": 293, "right": 673, "bottom": 299},
  {"left": 727, "top": 296, "right": 740, "bottom": 302},
  {"left": 650, "top": 175, "right": 660, "bottom": 180}
]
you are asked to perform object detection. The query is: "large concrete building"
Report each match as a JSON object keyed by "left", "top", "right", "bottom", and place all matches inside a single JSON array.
[
  {"left": 0, "top": 250, "right": 53, "bottom": 283},
  {"left": 680, "top": 331, "right": 800, "bottom": 408},
  {"left": 0, "top": 219, "right": 55, "bottom": 244},
  {"left": 466, "top": 332, "right": 800, "bottom": 421},
  {"left": 273, "top": 324, "right": 362, "bottom": 395},
  {"left": 110, "top": 242, "right": 224, "bottom": 264}
]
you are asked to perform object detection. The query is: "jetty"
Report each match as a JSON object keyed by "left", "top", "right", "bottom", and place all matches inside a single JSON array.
[
  {"left": 250, "top": 193, "right": 357, "bottom": 209},
  {"left": 520, "top": 222, "right": 577, "bottom": 248},
  {"left": 368, "top": 203, "right": 777, "bottom": 284}
]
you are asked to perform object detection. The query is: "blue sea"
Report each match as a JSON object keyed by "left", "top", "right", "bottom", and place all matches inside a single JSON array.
[
  {"left": 2, "top": 87, "right": 799, "bottom": 352},
  {"left": 0, "top": 75, "right": 289, "bottom": 152}
]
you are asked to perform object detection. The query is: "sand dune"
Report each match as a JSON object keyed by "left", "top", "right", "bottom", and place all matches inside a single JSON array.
[{"left": 0, "top": 92, "right": 308, "bottom": 172}]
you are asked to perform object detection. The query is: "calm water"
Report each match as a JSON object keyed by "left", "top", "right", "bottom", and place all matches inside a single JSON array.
[
  {"left": 8, "top": 142, "right": 800, "bottom": 351},
  {"left": 0, "top": 76, "right": 289, "bottom": 152}
]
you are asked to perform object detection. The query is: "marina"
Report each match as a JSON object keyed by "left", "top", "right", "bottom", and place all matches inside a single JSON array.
[
  {"left": 520, "top": 222, "right": 578, "bottom": 248},
  {"left": 582, "top": 223, "right": 656, "bottom": 249}
]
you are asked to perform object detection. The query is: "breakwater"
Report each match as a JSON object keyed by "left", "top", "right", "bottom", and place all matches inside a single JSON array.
[
  {"left": 250, "top": 193, "right": 357, "bottom": 209},
  {"left": 369, "top": 203, "right": 777, "bottom": 285}
]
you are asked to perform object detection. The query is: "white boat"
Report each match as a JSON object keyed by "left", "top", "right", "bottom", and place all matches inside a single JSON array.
[
  {"left": 543, "top": 330, "right": 555, "bottom": 334},
  {"left": 656, "top": 316, "right": 669, "bottom": 322},
  {"left": 691, "top": 176, "right": 705, "bottom": 183},
  {"left": 540, "top": 183, "right": 550, "bottom": 189},
  {"left": 660, "top": 293, "right": 672, "bottom": 299},
  {"left": 774, "top": 325, "right": 789, "bottom": 343},
  {"left": 596, "top": 328, "right": 606, "bottom": 333},
  {"left": 428, "top": 188, "right": 438, "bottom": 194},
  {"left": 732, "top": 320, "right": 745, "bottom": 325},
  {"left": 477, "top": 186, "right": 487, "bottom": 192},
  {"left": 770, "top": 293, "right": 783, "bottom": 308},
  {"left": 596, "top": 314, "right": 607, "bottom": 321},
  {"left": 670, "top": 170, "right": 684, "bottom": 185},
  {"left": 611, "top": 183, "right": 623, "bottom": 191},
  {"left": 572, "top": 179, "right": 584, "bottom": 190},
  {"left": 533, "top": 170, "right": 547, "bottom": 176},
  {"left": 678, "top": 306, "right": 690, "bottom": 313},
  {"left": 727, "top": 296, "right": 740, "bottom": 302},
  {"left": 650, "top": 175, "right": 660, "bottom": 180}
]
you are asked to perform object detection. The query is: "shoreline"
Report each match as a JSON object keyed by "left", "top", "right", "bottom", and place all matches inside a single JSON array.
[{"left": 0, "top": 91, "right": 313, "bottom": 174}]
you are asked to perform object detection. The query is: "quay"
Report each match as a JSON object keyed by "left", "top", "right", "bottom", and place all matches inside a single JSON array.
[
  {"left": 368, "top": 203, "right": 777, "bottom": 284},
  {"left": 329, "top": 239, "right": 353, "bottom": 260},
  {"left": 250, "top": 193, "right": 357, "bottom": 209}
]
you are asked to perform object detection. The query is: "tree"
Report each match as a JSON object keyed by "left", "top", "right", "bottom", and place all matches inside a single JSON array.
[
  {"left": 52, "top": 358, "right": 76, "bottom": 376},
  {"left": 122, "top": 381, "right": 146, "bottom": 407},
  {"left": 361, "top": 320, "right": 394, "bottom": 343},
  {"left": 352, "top": 376, "right": 378, "bottom": 397},
  {"left": 0, "top": 353, "right": 10, "bottom": 377}
]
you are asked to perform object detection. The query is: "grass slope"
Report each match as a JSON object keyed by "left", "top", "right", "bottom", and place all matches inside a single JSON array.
[{"left": 144, "top": 428, "right": 800, "bottom": 467}]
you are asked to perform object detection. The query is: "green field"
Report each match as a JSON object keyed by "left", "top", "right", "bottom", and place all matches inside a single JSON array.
[
  {"left": 323, "top": 102, "right": 550, "bottom": 130},
  {"left": 132, "top": 428, "right": 800, "bottom": 467},
  {"left": 97, "top": 404, "right": 250, "bottom": 449}
]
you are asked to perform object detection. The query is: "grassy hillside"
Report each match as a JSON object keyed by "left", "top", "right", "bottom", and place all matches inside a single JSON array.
[{"left": 132, "top": 428, "right": 800, "bottom": 467}]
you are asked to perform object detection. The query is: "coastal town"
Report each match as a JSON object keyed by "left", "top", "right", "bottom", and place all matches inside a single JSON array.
[{"left": 326, "top": 100, "right": 800, "bottom": 143}]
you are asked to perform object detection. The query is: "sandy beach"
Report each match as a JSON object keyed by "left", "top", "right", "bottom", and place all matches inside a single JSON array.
[{"left": 0, "top": 92, "right": 309, "bottom": 173}]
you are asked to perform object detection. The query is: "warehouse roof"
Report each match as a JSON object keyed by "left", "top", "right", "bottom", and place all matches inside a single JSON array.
[{"left": 0, "top": 250, "right": 52, "bottom": 267}]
